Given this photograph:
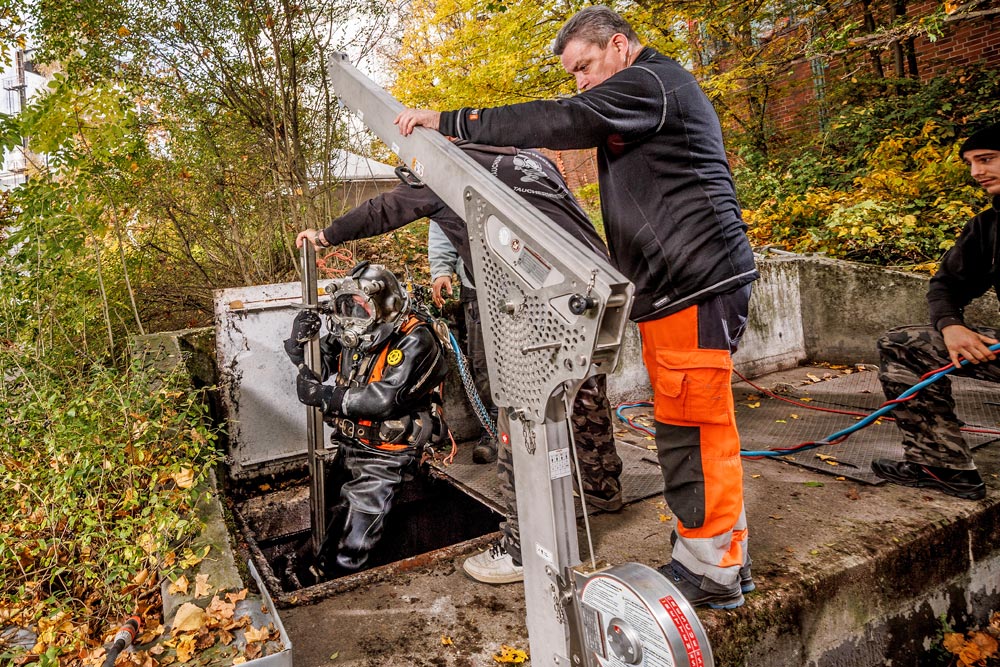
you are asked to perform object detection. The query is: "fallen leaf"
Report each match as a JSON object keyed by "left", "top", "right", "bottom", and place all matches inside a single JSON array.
[
  {"left": 800, "top": 397, "right": 812, "bottom": 402},
  {"left": 790, "top": 414, "right": 799, "bottom": 419},
  {"left": 175, "top": 635, "right": 196, "bottom": 663},
  {"left": 218, "top": 628, "right": 235, "bottom": 646},
  {"left": 959, "top": 644, "right": 983, "bottom": 666},
  {"left": 751, "top": 474, "right": 761, "bottom": 479},
  {"left": 944, "top": 632, "right": 967, "bottom": 654},
  {"left": 206, "top": 596, "right": 235, "bottom": 622},
  {"left": 769, "top": 515, "right": 783, "bottom": 520},
  {"left": 493, "top": 644, "right": 528, "bottom": 664},
  {"left": 747, "top": 402, "right": 761, "bottom": 408},
  {"left": 194, "top": 574, "right": 212, "bottom": 598},
  {"left": 178, "top": 545, "right": 210, "bottom": 569},
  {"left": 171, "top": 603, "right": 206, "bottom": 634},
  {"left": 970, "top": 630, "right": 998, "bottom": 656},
  {"left": 806, "top": 373, "right": 821, "bottom": 382},
  {"left": 171, "top": 468, "right": 195, "bottom": 489},
  {"left": 441, "top": 636, "right": 453, "bottom": 646},
  {"left": 225, "top": 589, "right": 248, "bottom": 604},
  {"left": 195, "top": 629, "right": 216, "bottom": 650},
  {"left": 245, "top": 642, "right": 263, "bottom": 660},
  {"left": 775, "top": 419, "right": 787, "bottom": 424},
  {"left": 232, "top": 657, "right": 246, "bottom": 665},
  {"left": 244, "top": 624, "right": 271, "bottom": 644},
  {"left": 658, "top": 513, "right": 672, "bottom": 522},
  {"left": 168, "top": 575, "right": 190, "bottom": 596},
  {"left": 328, "top": 652, "right": 339, "bottom": 661}
]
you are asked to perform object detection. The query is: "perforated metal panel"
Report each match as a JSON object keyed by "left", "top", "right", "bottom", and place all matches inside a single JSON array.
[{"left": 466, "top": 194, "right": 631, "bottom": 419}]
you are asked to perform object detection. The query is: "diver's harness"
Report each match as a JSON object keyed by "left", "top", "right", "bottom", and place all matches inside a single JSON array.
[{"left": 328, "top": 312, "right": 447, "bottom": 454}]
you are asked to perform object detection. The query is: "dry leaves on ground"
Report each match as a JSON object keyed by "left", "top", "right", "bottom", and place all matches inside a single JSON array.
[{"left": 943, "top": 612, "right": 1000, "bottom": 666}]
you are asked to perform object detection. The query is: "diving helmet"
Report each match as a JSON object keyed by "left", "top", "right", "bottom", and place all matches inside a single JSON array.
[{"left": 323, "top": 261, "right": 410, "bottom": 351}]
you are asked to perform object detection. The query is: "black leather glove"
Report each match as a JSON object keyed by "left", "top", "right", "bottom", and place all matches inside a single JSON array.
[
  {"left": 296, "top": 366, "right": 347, "bottom": 415},
  {"left": 284, "top": 337, "right": 305, "bottom": 368},
  {"left": 285, "top": 310, "right": 322, "bottom": 367},
  {"left": 291, "top": 310, "right": 322, "bottom": 342}
]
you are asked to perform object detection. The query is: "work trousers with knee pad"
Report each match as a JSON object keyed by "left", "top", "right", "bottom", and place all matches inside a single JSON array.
[
  {"left": 878, "top": 323, "right": 1000, "bottom": 470},
  {"left": 638, "top": 285, "right": 751, "bottom": 588}
]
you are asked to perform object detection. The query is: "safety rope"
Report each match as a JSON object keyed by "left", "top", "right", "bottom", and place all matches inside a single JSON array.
[
  {"left": 447, "top": 330, "right": 498, "bottom": 439},
  {"left": 614, "top": 343, "right": 1000, "bottom": 459}
]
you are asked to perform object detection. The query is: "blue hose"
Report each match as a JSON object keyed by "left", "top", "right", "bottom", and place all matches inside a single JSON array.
[{"left": 740, "top": 342, "right": 1000, "bottom": 458}]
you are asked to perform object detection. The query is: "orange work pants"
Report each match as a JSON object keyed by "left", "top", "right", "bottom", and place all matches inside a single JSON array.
[{"left": 638, "top": 286, "right": 750, "bottom": 586}]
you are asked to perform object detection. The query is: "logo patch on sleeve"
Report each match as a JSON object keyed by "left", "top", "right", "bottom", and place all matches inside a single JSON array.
[{"left": 387, "top": 349, "right": 404, "bottom": 366}]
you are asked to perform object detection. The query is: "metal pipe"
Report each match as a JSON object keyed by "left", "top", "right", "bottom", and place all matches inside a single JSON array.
[{"left": 300, "top": 243, "right": 327, "bottom": 556}]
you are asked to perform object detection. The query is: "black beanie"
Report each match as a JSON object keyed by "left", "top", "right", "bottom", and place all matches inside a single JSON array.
[{"left": 959, "top": 121, "right": 1000, "bottom": 156}]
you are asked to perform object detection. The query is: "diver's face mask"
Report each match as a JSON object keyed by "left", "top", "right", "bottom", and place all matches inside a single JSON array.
[
  {"left": 329, "top": 286, "right": 377, "bottom": 349},
  {"left": 322, "top": 263, "right": 409, "bottom": 351}
]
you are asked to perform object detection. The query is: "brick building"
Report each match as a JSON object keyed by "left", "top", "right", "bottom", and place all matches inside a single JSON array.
[{"left": 752, "top": 1, "right": 1000, "bottom": 139}]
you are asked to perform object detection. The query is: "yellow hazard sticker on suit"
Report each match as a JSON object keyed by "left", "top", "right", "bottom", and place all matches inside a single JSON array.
[{"left": 387, "top": 349, "right": 404, "bottom": 366}]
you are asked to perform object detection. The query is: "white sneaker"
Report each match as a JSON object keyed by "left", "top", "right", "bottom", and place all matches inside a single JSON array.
[{"left": 462, "top": 542, "right": 524, "bottom": 584}]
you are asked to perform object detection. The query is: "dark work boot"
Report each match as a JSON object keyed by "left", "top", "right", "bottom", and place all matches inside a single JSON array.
[
  {"left": 871, "top": 459, "right": 986, "bottom": 500},
  {"left": 658, "top": 561, "right": 744, "bottom": 610},
  {"left": 739, "top": 554, "right": 755, "bottom": 593},
  {"left": 473, "top": 430, "right": 498, "bottom": 464}
]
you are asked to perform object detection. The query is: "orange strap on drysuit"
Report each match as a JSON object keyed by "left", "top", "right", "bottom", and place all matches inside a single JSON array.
[{"left": 353, "top": 315, "right": 425, "bottom": 452}]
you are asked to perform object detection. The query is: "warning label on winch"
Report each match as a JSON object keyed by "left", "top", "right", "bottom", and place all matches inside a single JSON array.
[
  {"left": 660, "top": 595, "right": 704, "bottom": 667},
  {"left": 579, "top": 576, "right": 675, "bottom": 667}
]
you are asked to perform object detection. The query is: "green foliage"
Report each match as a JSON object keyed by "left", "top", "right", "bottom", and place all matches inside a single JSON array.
[
  {"left": 573, "top": 182, "right": 605, "bottom": 240},
  {"left": 741, "top": 121, "right": 986, "bottom": 267},
  {"left": 390, "top": 0, "right": 685, "bottom": 109},
  {"left": 737, "top": 65, "right": 1000, "bottom": 269},
  {"left": 0, "top": 348, "right": 219, "bottom": 661}
]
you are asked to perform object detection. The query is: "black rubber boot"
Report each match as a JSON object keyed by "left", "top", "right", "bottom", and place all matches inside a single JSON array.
[{"left": 871, "top": 459, "right": 986, "bottom": 500}]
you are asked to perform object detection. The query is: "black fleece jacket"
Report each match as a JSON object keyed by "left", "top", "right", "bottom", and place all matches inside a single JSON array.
[
  {"left": 321, "top": 142, "right": 608, "bottom": 271},
  {"left": 928, "top": 196, "right": 1000, "bottom": 331},
  {"left": 438, "top": 47, "right": 758, "bottom": 321}
]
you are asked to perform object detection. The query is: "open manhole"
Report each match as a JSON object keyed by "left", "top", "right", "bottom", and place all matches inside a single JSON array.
[
  {"left": 229, "top": 462, "right": 501, "bottom": 606},
  {"left": 213, "top": 281, "right": 505, "bottom": 605}
]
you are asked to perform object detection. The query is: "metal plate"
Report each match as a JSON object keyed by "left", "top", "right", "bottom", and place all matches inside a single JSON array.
[{"left": 214, "top": 282, "right": 319, "bottom": 478}]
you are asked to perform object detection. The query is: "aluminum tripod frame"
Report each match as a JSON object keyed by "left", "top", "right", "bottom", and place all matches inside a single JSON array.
[{"left": 326, "top": 53, "right": 635, "bottom": 665}]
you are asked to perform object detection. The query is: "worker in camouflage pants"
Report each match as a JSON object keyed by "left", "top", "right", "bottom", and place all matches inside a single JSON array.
[
  {"left": 494, "top": 374, "right": 623, "bottom": 571},
  {"left": 872, "top": 121, "right": 1000, "bottom": 501},
  {"left": 879, "top": 324, "right": 1000, "bottom": 469}
]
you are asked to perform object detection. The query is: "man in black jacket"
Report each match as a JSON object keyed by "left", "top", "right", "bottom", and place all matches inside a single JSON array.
[
  {"left": 873, "top": 122, "right": 1000, "bottom": 500},
  {"left": 396, "top": 6, "right": 757, "bottom": 608},
  {"left": 285, "top": 262, "right": 449, "bottom": 574},
  {"left": 297, "top": 141, "right": 624, "bottom": 585}
]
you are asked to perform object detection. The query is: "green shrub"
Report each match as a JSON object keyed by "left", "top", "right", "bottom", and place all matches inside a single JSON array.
[
  {"left": 0, "top": 349, "right": 219, "bottom": 662},
  {"left": 736, "top": 66, "right": 1000, "bottom": 269}
]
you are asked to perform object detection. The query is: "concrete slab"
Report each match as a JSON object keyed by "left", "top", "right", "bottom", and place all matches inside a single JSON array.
[{"left": 278, "top": 365, "right": 1000, "bottom": 667}]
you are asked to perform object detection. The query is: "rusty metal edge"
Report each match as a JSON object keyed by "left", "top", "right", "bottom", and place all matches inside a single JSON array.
[{"left": 233, "top": 503, "right": 502, "bottom": 608}]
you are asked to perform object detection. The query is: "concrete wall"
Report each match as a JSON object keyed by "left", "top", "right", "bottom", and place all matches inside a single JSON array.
[{"left": 602, "top": 251, "right": 1000, "bottom": 404}]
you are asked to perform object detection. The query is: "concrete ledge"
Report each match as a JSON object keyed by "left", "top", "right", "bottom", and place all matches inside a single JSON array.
[{"left": 277, "top": 425, "right": 1000, "bottom": 666}]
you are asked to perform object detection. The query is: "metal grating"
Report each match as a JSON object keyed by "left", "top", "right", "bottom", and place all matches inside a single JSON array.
[
  {"left": 431, "top": 366, "right": 1000, "bottom": 502},
  {"left": 429, "top": 432, "right": 665, "bottom": 515},
  {"left": 734, "top": 367, "right": 1000, "bottom": 484}
]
